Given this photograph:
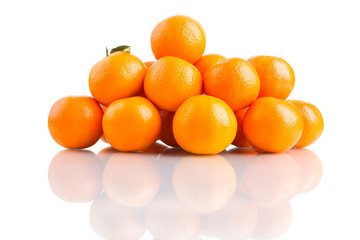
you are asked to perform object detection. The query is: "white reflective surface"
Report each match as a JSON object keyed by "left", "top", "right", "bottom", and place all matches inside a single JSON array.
[{"left": 47, "top": 143, "right": 323, "bottom": 240}]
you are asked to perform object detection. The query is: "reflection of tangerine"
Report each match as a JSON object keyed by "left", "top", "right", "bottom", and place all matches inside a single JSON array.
[
  {"left": 157, "top": 148, "right": 189, "bottom": 192},
  {"left": 242, "top": 153, "right": 300, "bottom": 208},
  {"left": 97, "top": 147, "right": 117, "bottom": 163},
  {"left": 137, "top": 142, "right": 168, "bottom": 158},
  {"left": 90, "top": 193, "right": 146, "bottom": 240},
  {"left": 173, "top": 154, "right": 236, "bottom": 213},
  {"left": 48, "top": 150, "right": 103, "bottom": 202},
  {"left": 222, "top": 148, "right": 258, "bottom": 193},
  {"left": 102, "top": 153, "right": 161, "bottom": 207},
  {"left": 200, "top": 192, "right": 258, "bottom": 240},
  {"left": 251, "top": 202, "right": 293, "bottom": 239},
  {"left": 288, "top": 148, "right": 323, "bottom": 194},
  {"left": 144, "top": 192, "right": 200, "bottom": 240}
]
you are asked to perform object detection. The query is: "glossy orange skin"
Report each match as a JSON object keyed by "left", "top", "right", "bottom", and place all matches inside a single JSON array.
[
  {"left": 144, "top": 56, "right": 202, "bottom": 112},
  {"left": 204, "top": 58, "right": 260, "bottom": 111},
  {"left": 194, "top": 54, "right": 225, "bottom": 78},
  {"left": 243, "top": 97, "right": 303, "bottom": 153},
  {"left": 102, "top": 97, "right": 161, "bottom": 151},
  {"left": 248, "top": 56, "right": 295, "bottom": 99},
  {"left": 288, "top": 100, "right": 324, "bottom": 148},
  {"left": 232, "top": 107, "right": 251, "bottom": 147},
  {"left": 173, "top": 95, "right": 237, "bottom": 154},
  {"left": 48, "top": 96, "right": 103, "bottom": 149},
  {"left": 151, "top": 15, "right": 206, "bottom": 64},
  {"left": 89, "top": 52, "right": 146, "bottom": 106},
  {"left": 159, "top": 110, "right": 179, "bottom": 147}
]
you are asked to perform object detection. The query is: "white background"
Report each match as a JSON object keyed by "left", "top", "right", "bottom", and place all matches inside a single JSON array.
[{"left": 1, "top": 0, "right": 359, "bottom": 239}]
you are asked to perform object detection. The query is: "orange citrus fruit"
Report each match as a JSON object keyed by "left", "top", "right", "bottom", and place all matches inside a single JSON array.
[
  {"left": 194, "top": 54, "right": 225, "bottom": 78},
  {"left": 102, "top": 96, "right": 161, "bottom": 151},
  {"left": 151, "top": 15, "right": 206, "bottom": 64},
  {"left": 159, "top": 110, "right": 179, "bottom": 147},
  {"left": 243, "top": 97, "right": 303, "bottom": 153},
  {"left": 144, "top": 56, "right": 202, "bottom": 112},
  {"left": 173, "top": 95, "right": 237, "bottom": 154},
  {"left": 144, "top": 61, "right": 155, "bottom": 69},
  {"left": 288, "top": 100, "right": 324, "bottom": 148},
  {"left": 48, "top": 96, "right": 103, "bottom": 149},
  {"left": 204, "top": 58, "right": 260, "bottom": 111},
  {"left": 232, "top": 107, "right": 251, "bottom": 147},
  {"left": 99, "top": 104, "right": 108, "bottom": 143},
  {"left": 89, "top": 51, "right": 146, "bottom": 106},
  {"left": 248, "top": 55, "right": 295, "bottom": 99}
]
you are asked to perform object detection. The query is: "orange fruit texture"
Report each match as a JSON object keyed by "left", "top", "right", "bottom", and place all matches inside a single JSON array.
[
  {"left": 248, "top": 55, "right": 295, "bottom": 99},
  {"left": 159, "top": 110, "right": 179, "bottom": 147},
  {"left": 102, "top": 96, "right": 161, "bottom": 151},
  {"left": 151, "top": 15, "right": 206, "bottom": 64},
  {"left": 144, "top": 56, "right": 202, "bottom": 112},
  {"left": 144, "top": 61, "right": 155, "bottom": 69},
  {"left": 288, "top": 100, "right": 324, "bottom": 147},
  {"left": 204, "top": 58, "right": 260, "bottom": 111},
  {"left": 173, "top": 95, "right": 237, "bottom": 154},
  {"left": 232, "top": 107, "right": 251, "bottom": 148},
  {"left": 89, "top": 51, "right": 146, "bottom": 106},
  {"left": 243, "top": 97, "right": 303, "bottom": 153},
  {"left": 48, "top": 96, "right": 103, "bottom": 149},
  {"left": 193, "top": 54, "right": 226, "bottom": 78}
]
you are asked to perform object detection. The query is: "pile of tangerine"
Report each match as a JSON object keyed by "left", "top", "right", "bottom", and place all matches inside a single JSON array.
[{"left": 48, "top": 15, "right": 324, "bottom": 154}]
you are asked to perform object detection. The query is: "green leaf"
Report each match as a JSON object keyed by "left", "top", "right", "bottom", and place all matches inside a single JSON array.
[
  {"left": 106, "top": 47, "right": 109, "bottom": 57},
  {"left": 110, "top": 45, "right": 131, "bottom": 54}
]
